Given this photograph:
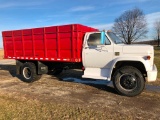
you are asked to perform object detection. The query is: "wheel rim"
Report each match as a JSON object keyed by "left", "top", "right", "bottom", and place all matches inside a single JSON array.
[
  {"left": 119, "top": 74, "right": 137, "bottom": 91},
  {"left": 23, "top": 67, "right": 32, "bottom": 79}
]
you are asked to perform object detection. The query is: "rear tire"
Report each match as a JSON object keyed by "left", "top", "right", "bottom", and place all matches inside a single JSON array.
[
  {"left": 112, "top": 66, "right": 145, "bottom": 97},
  {"left": 20, "top": 62, "right": 41, "bottom": 83}
]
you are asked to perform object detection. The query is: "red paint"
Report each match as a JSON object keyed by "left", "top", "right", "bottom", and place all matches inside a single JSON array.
[{"left": 2, "top": 24, "right": 98, "bottom": 62}]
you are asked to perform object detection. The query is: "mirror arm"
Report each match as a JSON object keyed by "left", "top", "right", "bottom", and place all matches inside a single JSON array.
[{"left": 101, "top": 31, "right": 105, "bottom": 44}]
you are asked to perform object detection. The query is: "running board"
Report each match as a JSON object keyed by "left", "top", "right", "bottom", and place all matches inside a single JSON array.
[
  {"left": 82, "top": 75, "right": 108, "bottom": 80},
  {"left": 82, "top": 68, "right": 111, "bottom": 80}
]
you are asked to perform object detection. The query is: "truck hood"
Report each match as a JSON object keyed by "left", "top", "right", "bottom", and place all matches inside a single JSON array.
[
  {"left": 122, "top": 44, "right": 153, "bottom": 54},
  {"left": 121, "top": 44, "right": 154, "bottom": 66}
]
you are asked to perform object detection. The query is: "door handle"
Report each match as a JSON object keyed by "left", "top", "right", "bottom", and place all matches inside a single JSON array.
[
  {"left": 95, "top": 47, "right": 102, "bottom": 51},
  {"left": 101, "top": 46, "right": 108, "bottom": 52}
]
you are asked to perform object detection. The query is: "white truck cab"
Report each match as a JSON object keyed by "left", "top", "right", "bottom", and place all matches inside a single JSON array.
[{"left": 82, "top": 31, "right": 157, "bottom": 96}]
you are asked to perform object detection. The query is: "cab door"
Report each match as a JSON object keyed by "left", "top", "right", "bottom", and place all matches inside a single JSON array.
[{"left": 82, "top": 32, "right": 114, "bottom": 69}]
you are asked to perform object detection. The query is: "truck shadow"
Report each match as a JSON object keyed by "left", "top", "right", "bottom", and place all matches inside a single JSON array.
[
  {"left": 59, "top": 77, "right": 117, "bottom": 95},
  {"left": 0, "top": 64, "right": 16, "bottom": 77},
  {"left": 1, "top": 66, "right": 160, "bottom": 94},
  {"left": 0, "top": 65, "right": 117, "bottom": 95},
  {"left": 51, "top": 69, "right": 118, "bottom": 95},
  {"left": 53, "top": 70, "right": 160, "bottom": 94}
]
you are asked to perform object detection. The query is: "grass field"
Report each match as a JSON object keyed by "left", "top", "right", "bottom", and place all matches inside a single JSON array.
[
  {"left": 0, "top": 95, "right": 112, "bottom": 120},
  {"left": 0, "top": 47, "right": 160, "bottom": 119},
  {"left": 0, "top": 50, "right": 3, "bottom": 59},
  {"left": 154, "top": 47, "right": 160, "bottom": 78}
]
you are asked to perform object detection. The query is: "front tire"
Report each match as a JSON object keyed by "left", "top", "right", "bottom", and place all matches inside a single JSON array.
[
  {"left": 20, "top": 62, "right": 41, "bottom": 83},
  {"left": 112, "top": 66, "right": 145, "bottom": 97}
]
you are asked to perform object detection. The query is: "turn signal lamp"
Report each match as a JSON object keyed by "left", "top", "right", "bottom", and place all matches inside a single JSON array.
[{"left": 146, "top": 56, "right": 151, "bottom": 60}]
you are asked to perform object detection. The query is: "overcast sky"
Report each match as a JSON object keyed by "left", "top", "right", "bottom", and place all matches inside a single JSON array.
[{"left": 0, "top": 0, "right": 160, "bottom": 48}]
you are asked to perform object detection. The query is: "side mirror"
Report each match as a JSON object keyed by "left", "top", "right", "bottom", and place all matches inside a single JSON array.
[{"left": 101, "top": 31, "right": 105, "bottom": 44}]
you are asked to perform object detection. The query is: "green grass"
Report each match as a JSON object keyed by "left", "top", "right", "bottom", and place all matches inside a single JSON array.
[{"left": 154, "top": 47, "right": 160, "bottom": 78}]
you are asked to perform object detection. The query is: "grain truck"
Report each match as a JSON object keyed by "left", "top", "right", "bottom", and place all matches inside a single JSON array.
[{"left": 2, "top": 24, "right": 157, "bottom": 96}]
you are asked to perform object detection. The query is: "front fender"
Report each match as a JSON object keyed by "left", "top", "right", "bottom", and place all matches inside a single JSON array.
[{"left": 108, "top": 57, "right": 150, "bottom": 80}]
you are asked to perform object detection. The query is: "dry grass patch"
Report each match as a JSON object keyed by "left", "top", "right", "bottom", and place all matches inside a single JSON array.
[
  {"left": 0, "top": 50, "right": 4, "bottom": 60},
  {"left": 0, "top": 93, "right": 131, "bottom": 120},
  {"left": 0, "top": 47, "right": 160, "bottom": 119}
]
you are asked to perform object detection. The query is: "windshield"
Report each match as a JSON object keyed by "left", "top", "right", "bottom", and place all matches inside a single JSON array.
[{"left": 107, "top": 32, "right": 123, "bottom": 44}]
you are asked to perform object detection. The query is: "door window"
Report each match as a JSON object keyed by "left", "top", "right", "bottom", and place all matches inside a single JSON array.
[{"left": 87, "top": 33, "right": 110, "bottom": 46}]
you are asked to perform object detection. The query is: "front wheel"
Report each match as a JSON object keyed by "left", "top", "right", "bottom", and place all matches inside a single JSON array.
[{"left": 112, "top": 66, "right": 145, "bottom": 97}]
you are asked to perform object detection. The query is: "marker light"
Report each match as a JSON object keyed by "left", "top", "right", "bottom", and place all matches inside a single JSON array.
[{"left": 146, "top": 56, "right": 151, "bottom": 60}]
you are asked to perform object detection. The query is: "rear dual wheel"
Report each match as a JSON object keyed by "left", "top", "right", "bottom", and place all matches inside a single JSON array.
[
  {"left": 21, "top": 62, "right": 41, "bottom": 83},
  {"left": 112, "top": 66, "right": 145, "bottom": 97}
]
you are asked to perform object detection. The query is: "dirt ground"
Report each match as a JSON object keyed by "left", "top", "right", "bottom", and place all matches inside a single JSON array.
[{"left": 0, "top": 50, "right": 160, "bottom": 119}]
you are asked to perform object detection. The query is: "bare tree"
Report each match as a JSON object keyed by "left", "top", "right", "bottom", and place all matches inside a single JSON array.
[
  {"left": 112, "top": 8, "right": 148, "bottom": 44},
  {"left": 154, "top": 19, "right": 160, "bottom": 46}
]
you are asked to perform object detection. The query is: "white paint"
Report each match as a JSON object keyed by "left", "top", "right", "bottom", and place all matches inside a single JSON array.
[
  {"left": 82, "top": 68, "right": 110, "bottom": 80},
  {"left": 82, "top": 32, "right": 157, "bottom": 82},
  {"left": 82, "top": 32, "right": 114, "bottom": 80},
  {"left": 147, "top": 64, "right": 157, "bottom": 82}
]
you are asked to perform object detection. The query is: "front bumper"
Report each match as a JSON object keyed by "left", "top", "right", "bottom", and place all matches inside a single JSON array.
[{"left": 146, "top": 64, "right": 157, "bottom": 82}]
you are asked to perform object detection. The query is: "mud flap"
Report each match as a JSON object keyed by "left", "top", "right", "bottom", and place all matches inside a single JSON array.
[
  {"left": 38, "top": 61, "right": 48, "bottom": 74},
  {"left": 16, "top": 60, "right": 23, "bottom": 75}
]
